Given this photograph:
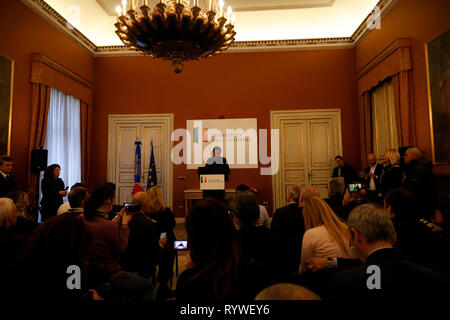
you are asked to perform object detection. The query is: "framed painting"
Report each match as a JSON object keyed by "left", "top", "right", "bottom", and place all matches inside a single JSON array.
[
  {"left": 425, "top": 28, "right": 450, "bottom": 165},
  {"left": 0, "top": 54, "right": 14, "bottom": 156}
]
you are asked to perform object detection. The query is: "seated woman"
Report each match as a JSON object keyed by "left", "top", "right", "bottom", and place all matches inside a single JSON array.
[
  {"left": 176, "top": 199, "right": 239, "bottom": 301},
  {"left": 82, "top": 183, "right": 154, "bottom": 300},
  {"left": 5, "top": 191, "right": 38, "bottom": 235},
  {"left": 299, "top": 190, "right": 358, "bottom": 275}
]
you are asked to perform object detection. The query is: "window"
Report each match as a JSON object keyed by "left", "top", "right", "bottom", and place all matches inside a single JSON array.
[
  {"left": 371, "top": 78, "right": 399, "bottom": 157},
  {"left": 43, "top": 87, "right": 81, "bottom": 191}
]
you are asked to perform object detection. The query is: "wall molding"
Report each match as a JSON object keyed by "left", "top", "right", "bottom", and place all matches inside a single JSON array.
[
  {"left": 31, "top": 53, "right": 93, "bottom": 88},
  {"left": 21, "top": 0, "right": 399, "bottom": 56},
  {"left": 356, "top": 37, "right": 411, "bottom": 79}
]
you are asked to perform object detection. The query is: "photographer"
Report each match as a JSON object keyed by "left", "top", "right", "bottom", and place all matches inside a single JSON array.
[
  {"left": 336, "top": 181, "right": 368, "bottom": 221},
  {"left": 82, "top": 183, "right": 155, "bottom": 300},
  {"left": 120, "top": 192, "right": 160, "bottom": 280}
]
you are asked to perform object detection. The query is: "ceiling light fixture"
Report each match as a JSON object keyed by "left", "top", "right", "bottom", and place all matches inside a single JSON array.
[{"left": 115, "top": 0, "right": 236, "bottom": 73}]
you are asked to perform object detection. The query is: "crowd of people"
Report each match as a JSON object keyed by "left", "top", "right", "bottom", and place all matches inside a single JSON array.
[{"left": 0, "top": 146, "right": 449, "bottom": 300}]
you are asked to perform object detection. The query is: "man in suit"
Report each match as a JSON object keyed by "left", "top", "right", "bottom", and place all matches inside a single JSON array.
[
  {"left": 364, "top": 153, "right": 383, "bottom": 202},
  {"left": 271, "top": 185, "right": 305, "bottom": 280},
  {"left": 0, "top": 156, "right": 17, "bottom": 198},
  {"left": 328, "top": 204, "right": 449, "bottom": 299},
  {"left": 332, "top": 155, "right": 356, "bottom": 189}
]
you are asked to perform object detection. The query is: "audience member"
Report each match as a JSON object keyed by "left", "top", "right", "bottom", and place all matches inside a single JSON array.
[
  {"left": 83, "top": 183, "right": 155, "bottom": 300},
  {"left": 379, "top": 149, "right": 403, "bottom": 197},
  {"left": 64, "top": 186, "right": 89, "bottom": 215},
  {"left": 271, "top": 185, "right": 305, "bottom": 279},
  {"left": 230, "top": 191, "right": 273, "bottom": 299},
  {"left": 176, "top": 199, "right": 239, "bottom": 301},
  {"left": 5, "top": 190, "right": 38, "bottom": 235},
  {"left": 10, "top": 213, "right": 95, "bottom": 300},
  {"left": 121, "top": 192, "right": 159, "bottom": 281},
  {"left": 328, "top": 204, "right": 450, "bottom": 299},
  {"left": 337, "top": 187, "right": 368, "bottom": 221},
  {"left": 403, "top": 147, "right": 438, "bottom": 219},
  {"left": 255, "top": 283, "right": 320, "bottom": 300},
  {"left": 298, "top": 191, "right": 358, "bottom": 275},
  {"left": 147, "top": 186, "right": 176, "bottom": 300},
  {"left": 364, "top": 153, "right": 383, "bottom": 203},
  {"left": 324, "top": 178, "right": 345, "bottom": 215},
  {"left": 235, "top": 184, "right": 270, "bottom": 229},
  {"left": 385, "top": 188, "right": 442, "bottom": 269},
  {"left": 40, "top": 164, "right": 67, "bottom": 221},
  {"left": 57, "top": 183, "right": 88, "bottom": 215},
  {"left": 332, "top": 155, "right": 356, "bottom": 189},
  {"left": 0, "top": 198, "right": 28, "bottom": 287},
  {"left": 0, "top": 156, "right": 17, "bottom": 198}
]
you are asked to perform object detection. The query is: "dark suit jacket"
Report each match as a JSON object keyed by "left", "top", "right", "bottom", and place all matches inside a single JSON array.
[
  {"left": 328, "top": 248, "right": 450, "bottom": 299},
  {"left": 271, "top": 203, "right": 305, "bottom": 279},
  {"left": 364, "top": 164, "right": 383, "bottom": 192},
  {"left": 121, "top": 213, "right": 160, "bottom": 278},
  {"left": 0, "top": 174, "right": 17, "bottom": 198},
  {"left": 332, "top": 163, "right": 356, "bottom": 188}
]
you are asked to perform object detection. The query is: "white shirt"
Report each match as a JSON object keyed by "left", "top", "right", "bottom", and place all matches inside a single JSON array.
[
  {"left": 255, "top": 205, "right": 270, "bottom": 229},
  {"left": 57, "top": 202, "right": 71, "bottom": 215},
  {"left": 0, "top": 170, "right": 8, "bottom": 179},
  {"left": 369, "top": 165, "right": 377, "bottom": 191},
  {"left": 299, "top": 225, "right": 358, "bottom": 274}
]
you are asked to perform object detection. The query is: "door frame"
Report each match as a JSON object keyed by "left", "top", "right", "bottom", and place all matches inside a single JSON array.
[
  {"left": 107, "top": 114, "right": 174, "bottom": 207},
  {"left": 271, "top": 109, "right": 343, "bottom": 210}
]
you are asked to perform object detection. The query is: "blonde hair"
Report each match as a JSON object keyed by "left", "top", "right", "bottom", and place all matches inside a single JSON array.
[
  {"left": 147, "top": 186, "right": 166, "bottom": 213},
  {"left": 5, "top": 191, "right": 31, "bottom": 220},
  {"left": 384, "top": 149, "right": 400, "bottom": 165},
  {"left": 302, "top": 191, "right": 352, "bottom": 256}
]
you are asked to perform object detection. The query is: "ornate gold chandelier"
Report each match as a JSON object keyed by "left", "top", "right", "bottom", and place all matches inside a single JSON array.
[{"left": 115, "top": 0, "right": 236, "bottom": 73}]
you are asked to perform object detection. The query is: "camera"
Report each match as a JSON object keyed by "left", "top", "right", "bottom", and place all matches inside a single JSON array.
[
  {"left": 124, "top": 203, "right": 141, "bottom": 213},
  {"left": 174, "top": 240, "right": 188, "bottom": 250},
  {"left": 348, "top": 183, "right": 362, "bottom": 193}
]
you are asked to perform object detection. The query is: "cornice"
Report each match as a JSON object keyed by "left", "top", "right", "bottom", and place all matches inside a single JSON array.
[{"left": 20, "top": 0, "right": 399, "bottom": 57}]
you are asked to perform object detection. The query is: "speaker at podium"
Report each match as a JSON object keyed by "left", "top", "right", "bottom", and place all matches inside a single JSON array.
[{"left": 198, "top": 147, "right": 230, "bottom": 201}]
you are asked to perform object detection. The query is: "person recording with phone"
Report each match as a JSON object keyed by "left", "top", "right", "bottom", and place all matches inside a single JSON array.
[
  {"left": 121, "top": 192, "right": 160, "bottom": 280},
  {"left": 336, "top": 182, "right": 368, "bottom": 221},
  {"left": 82, "top": 183, "right": 155, "bottom": 300}
]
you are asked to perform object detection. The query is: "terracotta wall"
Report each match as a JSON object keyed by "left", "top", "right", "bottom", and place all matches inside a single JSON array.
[
  {"left": 0, "top": 0, "right": 94, "bottom": 189},
  {"left": 93, "top": 50, "right": 359, "bottom": 216},
  {"left": 355, "top": 0, "right": 450, "bottom": 175}
]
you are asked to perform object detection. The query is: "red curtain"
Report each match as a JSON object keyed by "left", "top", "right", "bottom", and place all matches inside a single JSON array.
[
  {"left": 358, "top": 92, "right": 373, "bottom": 167},
  {"left": 27, "top": 83, "right": 51, "bottom": 219},
  {"left": 393, "top": 71, "right": 417, "bottom": 147}
]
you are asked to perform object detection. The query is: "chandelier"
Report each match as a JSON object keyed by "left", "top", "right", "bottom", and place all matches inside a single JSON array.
[{"left": 115, "top": 0, "right": 236, "bottom": 73}]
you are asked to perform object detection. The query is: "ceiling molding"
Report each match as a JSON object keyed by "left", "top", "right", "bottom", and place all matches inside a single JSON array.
[
  {"left": 21, "top": 0, "right": 399, "bottom": 57},
  {"left": 20, "top": 0, "right": 97, "bottom": 56}
]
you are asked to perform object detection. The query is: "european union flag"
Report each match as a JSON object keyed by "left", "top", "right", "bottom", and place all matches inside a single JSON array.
[{"left": 146, "top": 141, "right": 157, "bottom": 191}]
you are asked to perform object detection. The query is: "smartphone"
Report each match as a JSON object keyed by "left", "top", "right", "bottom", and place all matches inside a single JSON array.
[
  {"left": 160, "top": 232, "right": 167, "bottom": 239},
  {"left": 174, "top": 240, "right": 188, "bottom": 250},
  {"left": 348, "top": 183, "right": 362, "bottom": 193}
]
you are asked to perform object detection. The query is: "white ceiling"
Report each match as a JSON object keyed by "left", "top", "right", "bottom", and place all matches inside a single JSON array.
[{"left": 44, "top": 0, "right": 380, "bottom": 47}]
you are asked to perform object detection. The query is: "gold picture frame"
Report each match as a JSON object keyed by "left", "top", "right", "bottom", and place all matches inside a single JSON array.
[
  {"left": 425, "top": 28, "right": 450, "bottom": 165},
  {"left": 0, "top": 54, "right": 14, "bottom": 156}
]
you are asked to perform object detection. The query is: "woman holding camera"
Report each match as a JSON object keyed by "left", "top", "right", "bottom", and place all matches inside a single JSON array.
[
  {"left": 82, "top": 183, "right": 155, "bottom": 300},
  {"left": 40, "top": 164, "right": 67, "bottom": 221}
]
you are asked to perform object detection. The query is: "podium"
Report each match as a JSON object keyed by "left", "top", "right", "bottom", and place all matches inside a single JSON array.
[{"left": 198, "top": 165, "right": 229, "bottom": 201}]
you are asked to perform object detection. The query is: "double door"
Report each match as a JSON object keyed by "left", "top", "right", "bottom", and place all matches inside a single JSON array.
[
  {"left": 107, "top": 114, "right": 173, "bottom": 206},
  {"left": 272, "top": 110, "right": 342, "bottom": 210}
]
